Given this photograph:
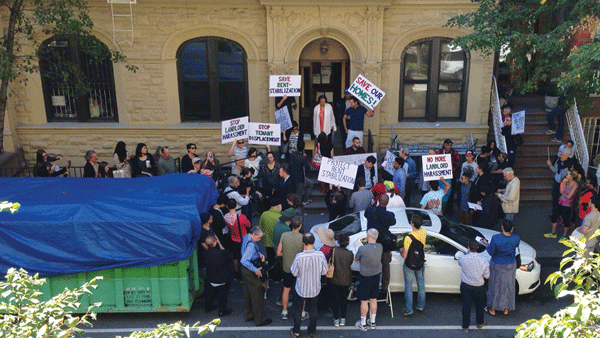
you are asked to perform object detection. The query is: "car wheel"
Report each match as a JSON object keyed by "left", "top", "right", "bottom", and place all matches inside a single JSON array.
[{"left": 515, "top": 280, "right": 520, "bottom": 298}]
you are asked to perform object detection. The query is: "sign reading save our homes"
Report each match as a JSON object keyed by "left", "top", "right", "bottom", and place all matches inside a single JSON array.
[
  {"left": 221, "top": 117, "right": 248, "bottom": 144},
  {"left": 317, "top": 157, "right": 359, "bottom": 190},
  {"left": 348, "top": 74, "right": 386, "bottom": 110},
  {"left": 248, "top": 123, "right": 281, "bottom": 146},
  {"left": 269, "top": 75, "right": 302, "bottom": 97},
  {"left": 421, "top": 153, "right": 453, "bottom": 182}
]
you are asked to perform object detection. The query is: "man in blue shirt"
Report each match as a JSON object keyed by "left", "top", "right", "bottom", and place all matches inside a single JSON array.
[
  {"left": 240, "top": 226, "right": 273, "bottom": 327},
  {"left": 343, "top": 97, "right": 373, "bottom": 148},
  {"left": 399, "top": 147, "right": 417, "bottom": 206},
  {"left": 392, "top": 157, "right": 407, "bottom": 198}
]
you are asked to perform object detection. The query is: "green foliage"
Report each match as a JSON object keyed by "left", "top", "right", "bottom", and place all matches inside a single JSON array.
[
  {"left": 0, "top": 269, "right": 220, "bottom": 338},
  {"left": 445, "top": 0, "right": 600, "bottom": 102},
  {"left": 515, "top": 230, "right": 600, "bottom": 337}
]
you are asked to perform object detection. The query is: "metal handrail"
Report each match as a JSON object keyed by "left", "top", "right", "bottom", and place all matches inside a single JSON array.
[
  {"left": 566, "top": 98, "right": 589, "bottom": 175},
  {"left": 491, "top": 76, "right": 507, "bottom": 154}
]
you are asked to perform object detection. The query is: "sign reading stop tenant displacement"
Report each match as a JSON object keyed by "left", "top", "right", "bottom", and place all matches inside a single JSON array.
[
  {"left": 422, "top": 153, "right": 453, "bottom": 182},
  {"left": 269, "top": 75, "right": 302, "bottom": 97},
  {"left": 348, "top": 74, "right": 386, "bottom": 110},
  {"left": 221, "top": 117, "right": 249, "bottom": 144},
  {"left": 318, "top": 157, "right": 358, "bottom": 190},
  {"left": 248, "top": 123, "right": 281, "bottom": 146}
]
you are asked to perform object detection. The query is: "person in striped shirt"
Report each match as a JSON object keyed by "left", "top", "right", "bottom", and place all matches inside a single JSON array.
[{"left": 289, "top": 233, "right": 328, "bottom": 337}]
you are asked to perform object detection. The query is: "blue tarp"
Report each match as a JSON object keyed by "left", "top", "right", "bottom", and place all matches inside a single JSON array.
[{"left": 0, "top": 174, "right": 219, "bottom": 276}]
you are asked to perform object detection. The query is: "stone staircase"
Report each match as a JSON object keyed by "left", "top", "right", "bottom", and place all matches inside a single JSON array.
[{"left": 488, "top": 95, "right": 569, "bottom": 206}]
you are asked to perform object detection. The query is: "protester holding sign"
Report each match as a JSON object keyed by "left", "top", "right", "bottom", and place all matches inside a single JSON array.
[
  {"left": 282, "top": 121, "right": 301, "bottom": 160},
  {"left": 313, "top": 95, "right": 336, "bottom": 138},
  {"left": 276, "top": 95, "right": 297, "bottom": 115},
  {"left": 343, "top": 97, "right": 374, "bottom": 148},
  {"left": 501, "top": 115, "right": 518, "bottom": 168}
]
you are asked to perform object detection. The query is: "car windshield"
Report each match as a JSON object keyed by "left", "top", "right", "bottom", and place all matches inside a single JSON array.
[
  {"left": 439, "top": 216, "right": 486, "bottom": 253},
  {"left": 329, "top": 213, "right": 362, "bottom": 237}
]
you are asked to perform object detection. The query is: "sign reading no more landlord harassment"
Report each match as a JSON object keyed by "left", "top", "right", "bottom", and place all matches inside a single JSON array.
[{"left": 422, "top": 154, "right": 453, "bottom": 182}]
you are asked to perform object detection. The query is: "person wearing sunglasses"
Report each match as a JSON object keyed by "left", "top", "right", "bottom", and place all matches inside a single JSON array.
[
  {"left": 228, "top": 139, "right": 248, "bottom": 169},
  {"left": 181, "top": 143, "right": 197, "bottom": 173}
]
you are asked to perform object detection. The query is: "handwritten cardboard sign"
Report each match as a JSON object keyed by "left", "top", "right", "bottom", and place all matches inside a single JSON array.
[
  {"left": 248, "top": 123, "right": 281, "bottom": 146},
  {"left": 348, "top": 74, "right": 386, "bottom": 110},
  {"left": 221, "top": 117, "right": 249, "bottom": 144},
  {"left": 383, "top": 150, "right": 396, "bottom": 175},
  {"left": 511, "top": 110, "right": 525, "bottom": 135},
  {"left": 269, "top": 75, "right": 302, "bottom": 97},
  {"left": 275, "top": 106, "right": 293, "bottom": 131},
  {"left": 318, "top": 157, "right": 358, "bottom": 190},
  {"left": 422, "top": 154, "right": 453, "bottom": 182}
]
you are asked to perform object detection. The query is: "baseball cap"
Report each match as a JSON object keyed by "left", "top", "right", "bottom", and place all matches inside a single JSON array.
[
  {"left": 192, "top": 157, "right": 201, "bottom": 164},
  {"left": 465, "top": 150, "right": 474, "bottom": 156},
  {"left": 344, "top": 88, "right": 350, "bottom": 95},
  {"left": 444, "top": 139, "right": 453, "bottom": 144}
]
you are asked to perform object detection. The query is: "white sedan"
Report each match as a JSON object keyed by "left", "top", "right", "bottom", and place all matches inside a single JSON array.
[{"left": 310, "top": 208, "right": 541, "bottom": 295}]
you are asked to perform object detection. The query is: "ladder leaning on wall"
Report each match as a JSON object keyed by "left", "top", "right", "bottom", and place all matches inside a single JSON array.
[{"left": 107, "top": 0, "right": 136, "bottom": 46}]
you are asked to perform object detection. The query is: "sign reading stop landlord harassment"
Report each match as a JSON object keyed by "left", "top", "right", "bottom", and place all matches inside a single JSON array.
[
  {"left": 318, "top": 157, "right": 358, "bottom": 190},
  {"left": 421, "top": 154, "right": 453, "bottom": 182},
  {"left": 348, "top": 74, "right": 386, "bottom": 110},
  {"left": 248, "top": 123, "right": 281, "bottom": 146},
  {"left": 269, "top": 75, "right": 302, "bottom": 97},
  {"left": 221, "top": 117, "right": 248, "bottom": 144}
]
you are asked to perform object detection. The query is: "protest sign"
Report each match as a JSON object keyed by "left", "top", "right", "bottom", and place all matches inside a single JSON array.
[
  {"left": 348, "top": 74, "right": 386, "bottom": 110},
  {"left": 221, "top": 117, "right": 248, "bottom": 144},
  {"left": 269, "top": 75, "right": 302, "bottom": 97},
  {"left": 274, "top": 106, "right": 292, "bottom": 131},
  {"left": 421, "top": 153, "right": 453, "bottom": 182},
  {"left": 318, "top": 157, "right": 358, "bottom": 190},
  {"left": 511, "top": 110, "right": 525, "bottom": 135},
  {"left": 248, "top": 123, "right": 281, "bottom": 146},
  {"left": 333, "top": 153, "right": 377, "bottom": 166},
  {"left": 382, "top": 150, "right": 396, "bottom": 175}
]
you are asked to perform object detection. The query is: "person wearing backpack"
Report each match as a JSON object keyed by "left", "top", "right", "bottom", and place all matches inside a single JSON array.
[{"left": 400, "top": 214, "right": 426, "bottom": 316}]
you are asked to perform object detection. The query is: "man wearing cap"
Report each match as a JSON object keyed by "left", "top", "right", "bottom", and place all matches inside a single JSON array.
[
  {"left": 334, "top": 89, "right": 353, "bottom": 149},
  {"left": 343, "top": 97, "right": 374, "bottom": 148},
  {"left": 259, "top": 199, "right": 283, "bottom": 272},
  {"left": 461, "top": 150, "right": 478, "bottom": 182},
  {"left": 365, "top": 194, "right": 397, "bottom": 294},
  {"left": 277, "top": 216, "right": 304, "bottom": 320},
  {"left": 437, "top": 139, "right": 461, "bottom": 216},
  {"left": 188, "top": 156, "right": 202, "bottom": 174}
]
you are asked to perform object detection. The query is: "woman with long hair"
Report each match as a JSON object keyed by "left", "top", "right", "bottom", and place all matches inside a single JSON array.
[
  {"left": 313, "top": 95, "right": 336, "bottom": 138},
  {"left": 545, "top": 169, "right": 580, "bottom": 240},
  {"left": 131, "top": 143, "right": 156, "bottom": 177},
  {"left": 112, "top": 141, "right": 133, "bottom": 178},
  {"left": 33, "top": 149, "right": 70, "bottom": 177},
  {"left": 259, "top": 151, "right": 281, "bottom": 210}
]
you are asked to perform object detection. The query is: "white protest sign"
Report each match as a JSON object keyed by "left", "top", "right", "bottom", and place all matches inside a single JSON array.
[
  {"left": 221, "top": 117, "right": 248, "bottom": 144},
  {"left": 248, "top": 123, "right": 281, "bottom": 146},
  {"left": 348, "top": 74, "right": 386, "bottom": 110},
  {"left": 333, "top": 153, "right": 377, "bottom": 166},
  {"left": 318, "top": 157, "right": 359, "bottom": 190},
  {"left": 422, "top": 154, "right": 453, "bottom": 182},
  {"left": 511, "top": 110, "right": 525, "bottom": 135},
  {"left": 274, "top": 106, "right": 293, "bottom": 131},
  {"left": 383, "top": 150, "right": 396, "bottom": 175},
  {"left": 269, "top": 75, "right": 302, "bottom": 97}
]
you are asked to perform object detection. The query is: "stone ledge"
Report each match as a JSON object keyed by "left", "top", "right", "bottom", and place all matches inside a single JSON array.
[{"left": 16, "top": 122, "right": 222, "bottom": 130}]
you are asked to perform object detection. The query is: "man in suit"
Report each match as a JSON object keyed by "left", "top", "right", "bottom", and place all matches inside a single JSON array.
[
  {"left": 355, "top": 155, "right": 377, "bottom": 190},
  {"left": 279, "top": 162, "right": 295, "bottom": 203},
  {"left": 289, "top": 140, "right": 314, "bottom": 204},
  {"left": 204, "top": 235, "right": 234, "bottom": 317}
]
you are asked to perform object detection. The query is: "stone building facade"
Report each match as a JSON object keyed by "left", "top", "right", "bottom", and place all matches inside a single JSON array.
[{"left": 3, "top": 0, "right": 492, "bottom": 166}]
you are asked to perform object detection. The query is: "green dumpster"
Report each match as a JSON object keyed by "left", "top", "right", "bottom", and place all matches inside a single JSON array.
[{"left": 39, "top": 248, "right": 203, "bottom": 313}]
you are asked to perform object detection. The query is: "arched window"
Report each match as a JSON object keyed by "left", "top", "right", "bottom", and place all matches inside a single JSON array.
[
  {"left": 399, "top": 37, "right": 469, "bottom": 122},
  {"left": 177, "top": 37, "right": 248, "bottom": 121},
  {"left": 39, "top": 39, "right": 118, "bottom": 122}
]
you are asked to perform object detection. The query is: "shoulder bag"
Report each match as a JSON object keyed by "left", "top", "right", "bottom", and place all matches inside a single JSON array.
[
  {"left": 326, "top": 248, "right": 335, "bottom": 278},
  {"left": 311, "top": 143, "right": 322, "bottom": 169}
]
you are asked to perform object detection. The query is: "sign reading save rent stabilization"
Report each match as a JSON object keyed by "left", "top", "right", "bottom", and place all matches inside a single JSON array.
[
  {"left": 422, "top": 154, "right": 453, "bottom": 182},
  {"left": 318, "top": 157, "right": 358, "bottom": 190},
  {"left": 248, "top": 123, "right": 281, "bottom": 146},
  {"left": 274, "top": 106, "right": 293, "bottom": 131},
  {"left": 221, "top": 117, "right": 248, "bottom": 144},
  {"left": 269, "top": 75, "right": 302, "bottom": 97},
  {"left": 348, "top": 74, "right": 386, "bottom": 110}
]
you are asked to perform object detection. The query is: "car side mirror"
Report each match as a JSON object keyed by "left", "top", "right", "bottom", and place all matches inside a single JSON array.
[{"left": 454, "top": 251, "right": 464, "bottom": 260}]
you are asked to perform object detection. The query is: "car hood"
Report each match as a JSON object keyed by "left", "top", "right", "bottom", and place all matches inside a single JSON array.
[{"left": 473, "top": 227, "right": 537, "bottom": 263}]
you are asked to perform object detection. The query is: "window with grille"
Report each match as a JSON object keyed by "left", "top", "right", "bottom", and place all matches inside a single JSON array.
[
  {"left": 177, "top": 37, "right": 248, "bottom": 121},
  {"left": 39, "top": 39, "right": 118, "bottom": 122},
  {"left": 399, "top": 37, "right": 469, "bottom": 122}
]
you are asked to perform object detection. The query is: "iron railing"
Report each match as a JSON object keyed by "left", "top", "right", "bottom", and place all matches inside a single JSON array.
[
  {"left": 566, "top": 99, "right": 589, "bottom": 175},
  {"left": 582, "top": 116, "right": 600, "bottom": 168},
  {"left": 491, "top": 76, "right": 507, "bottom": 154}
]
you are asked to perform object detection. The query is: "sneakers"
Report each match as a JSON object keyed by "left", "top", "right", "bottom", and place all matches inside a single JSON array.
[
  {"left": 289, "top": 328, "right": 300, "bottom": 338},
  {"left": 560, "top": 236, "right": 567, "bottom": 241},
  {"left": 303, "top": 199, "right": 312, "bottom": 206},
  {"left": 403, "top": 310, "right": 413, "bottom": 316},
  {"left": 281, "top": 311, "right": 288, "bottom": 320},
  {"left": 301, "top": 311, "right": 310, "bottom": 321},
  {"left": 544, "top": 232, "right": 557, "bottom": 238},
  {"left": 340, "top": 318, "right": 346, "bottom": 326},
  {"left": 355, "top": 320, "right": 368, "bottom": 332},
  {"left": 477, "top": 320, "right": 486, "bottom": 329},
  {"left": 333, "top": 319, "right": 340, "bottom": 327},
  {"left": 550, "top": 138, "right": 563, "bottom": 143},
  {"left": 366, "top": 318, "right": 376, "bottom": 329},
  {"left": 545, "top": 130, "right": 556, "bottom": 135}
]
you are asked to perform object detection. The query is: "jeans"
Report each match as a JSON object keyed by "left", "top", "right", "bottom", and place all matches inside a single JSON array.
[
  {"left": 547, "top": 106, "right": 566, "bottom": 140},
  {"left": 403, "top": 264, "right": 425, "bottom": 313},
  {"left": 293, "top": 296, "right": 318, "bottom": 335},
  {"left": 460, "top": 282, "right": 486, "bottom": 329},
  {"left": 507, "top": 149, "right": 516, "bottom": 169},
  {"left": 504, "top": 213, "right": 514, "bottom": 221}
]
